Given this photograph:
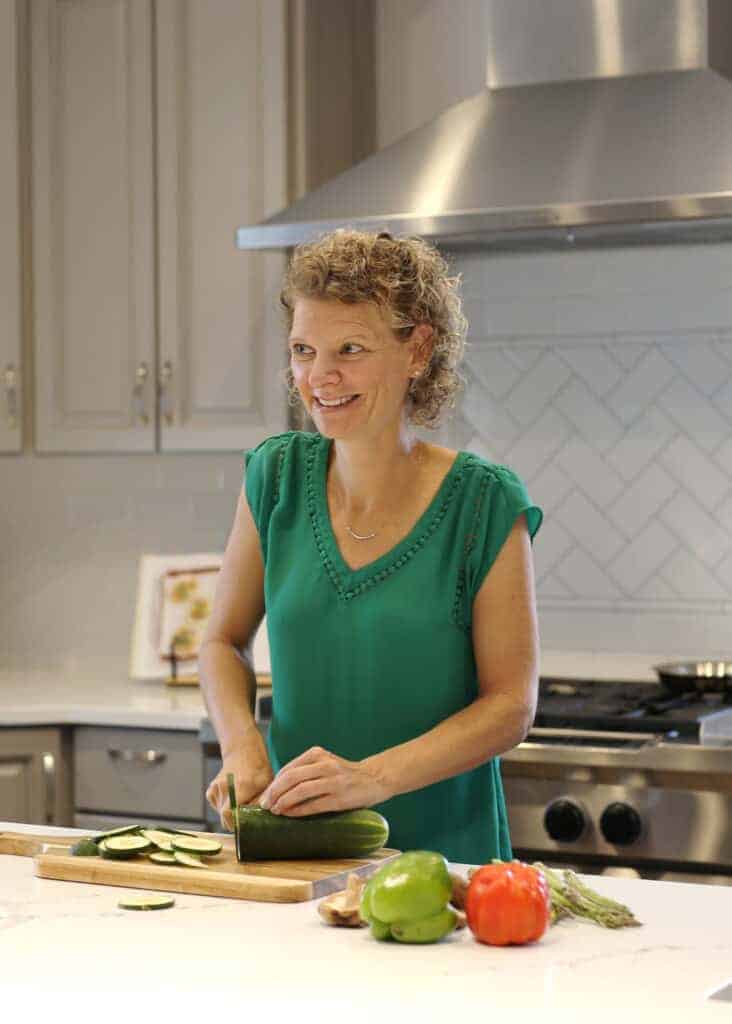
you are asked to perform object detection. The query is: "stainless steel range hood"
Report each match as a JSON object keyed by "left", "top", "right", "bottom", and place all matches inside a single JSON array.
[{"left": 236, "top": 0, "right": 732, "bottom": 252}]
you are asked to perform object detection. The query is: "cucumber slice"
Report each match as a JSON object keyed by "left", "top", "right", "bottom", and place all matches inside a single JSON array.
[
  {"left": 99, "top": 835, "right": 152, "bottom": 859},
  {"left": 173, "top": 851, "right": 207, "bottom": 869},
  {"left": 70, "top": 838, "right": 100, "bottom": 857},
  {"left": 170, "top": 836, "right": 223, "bottom": 856},
  {"left": 149, "top": 851, "right": 177, "bottom": 865},
  {"left": 92, "top": 824, "right": 141, "bottom": 843},
  {"left": 152, "top": 826, "right": 199, "bottom": 837},
  {"left": 140, "top": 829, "right": 174, "bottom": 852},
  {"left": 118, "top": 894, "right": 175, "bottom": 911}
]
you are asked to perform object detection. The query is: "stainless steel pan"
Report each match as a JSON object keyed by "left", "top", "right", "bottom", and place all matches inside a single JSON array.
[{"left": 654, "top": 661, "right": 732, "bottom": 695}]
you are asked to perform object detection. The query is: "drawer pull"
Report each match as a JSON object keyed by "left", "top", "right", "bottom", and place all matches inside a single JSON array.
[
  {"left": 107, "top": 749, "right": 168, "bottom": 766},
  {"left": 42, "top": 752, "right": 56, "bottom": 825},
  {"left": 132, "top": 361, "right": 150, "bottom": 426}
]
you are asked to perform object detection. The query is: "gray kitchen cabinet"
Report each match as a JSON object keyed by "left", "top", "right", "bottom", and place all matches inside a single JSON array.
[
  {"left": 30, "top": 0, "right": 157, "bottom": 453},
  {"left": 74, "top": 726, "right": 205, "bottom": 829},
  {"left": 154, "top": 0, "right": 288, "bottom": 451},
  {"left": 29, "top": 0, "right": 288, "bottom": 454},
  {"left": 0, "top": 0, "right": 23, "bottom": 453},
  {"left": 0, "top": 727, "right": 73, "bottom": 827}
]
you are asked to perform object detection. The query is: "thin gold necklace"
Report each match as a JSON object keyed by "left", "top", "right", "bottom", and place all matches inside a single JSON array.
[
  {"left": 341, "top": 442, "right": 423, "bottom": 541},
  {"left": 346, "top": 524, "right": 377, "bottom": 541}
]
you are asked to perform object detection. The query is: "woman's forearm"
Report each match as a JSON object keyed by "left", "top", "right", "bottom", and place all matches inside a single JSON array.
[
  {"left": 198, "top": 639, "right": 261, "bottom": 758},
  {"left": 361, "top": 693, "right": 534, "bottom": 800}
]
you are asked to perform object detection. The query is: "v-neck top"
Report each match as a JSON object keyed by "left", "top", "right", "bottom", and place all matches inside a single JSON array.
[{"left": 244, "top": 430, "right": 542, "bottom": 864}]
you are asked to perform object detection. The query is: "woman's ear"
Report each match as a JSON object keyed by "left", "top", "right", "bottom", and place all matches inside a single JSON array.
[{"left": 409, "top": 323, "right": 434, "bottom": 375}]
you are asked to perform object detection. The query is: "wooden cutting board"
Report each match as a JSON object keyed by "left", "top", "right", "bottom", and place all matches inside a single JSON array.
[{"left": 0, "top": 830, "right": 400, "bottom": 903}]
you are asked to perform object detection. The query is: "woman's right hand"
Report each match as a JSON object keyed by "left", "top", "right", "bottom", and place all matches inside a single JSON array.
[{"left": 206, "top": 743, "right": 274, "bottom": 832}]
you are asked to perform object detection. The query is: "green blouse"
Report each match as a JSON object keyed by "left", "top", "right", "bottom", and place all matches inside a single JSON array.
[{"left": 244, "top": 431, "right": 542, "bottom": 864}]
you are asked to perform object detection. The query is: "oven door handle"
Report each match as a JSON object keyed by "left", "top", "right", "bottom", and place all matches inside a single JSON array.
[{"left": 525, "top": 727, "right": 660, "bottom": 745}]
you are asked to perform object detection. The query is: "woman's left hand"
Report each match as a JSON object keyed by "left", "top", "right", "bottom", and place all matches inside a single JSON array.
[{"left": 257, "top": 746, "right": 390, "bottom": 816}]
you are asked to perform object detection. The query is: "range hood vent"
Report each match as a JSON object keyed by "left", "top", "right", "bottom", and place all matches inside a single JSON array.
[{"left": 237, "top": 0, "right": 732, "bottom": 252}]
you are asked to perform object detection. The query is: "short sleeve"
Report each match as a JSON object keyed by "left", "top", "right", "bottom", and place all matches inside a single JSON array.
[
  {"left": 243, "top": 432, "right": 293, "bottom": 560},
  {"left": 465, "top": 463, "right": 542, "bottom": 599}
]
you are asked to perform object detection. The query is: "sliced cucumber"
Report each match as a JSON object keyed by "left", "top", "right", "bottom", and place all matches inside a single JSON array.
[
  {"left": 149, "top": 851, "right": 177, "bottom": 865},
  {"left": 92, "top": 824, "right": 141, "bottom": 844},
  {"left": 70, "top": 838, "right": 100, "bottom": 857},
  {"left": 118, "top": 894, "right": 175, "bottom": 911},
  {"left": 170, "top": 836, "right": 223, "bottom": 856},
  {"left": 141, "top": 829, "right": 174, "bottom": 852},
  {"left": 173, "top": 851, "right": 207, "bottom": 869},
  {"left": 99, "top": 835, "right": 152, "bottom": 859},
  {"left": 152, "top": 826, "right": 199, "bottom": 838}
]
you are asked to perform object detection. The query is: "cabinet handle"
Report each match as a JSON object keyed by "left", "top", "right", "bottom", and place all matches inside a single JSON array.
[
  {"left": 42, "top": 752, "right": 56, "bottom": 825},
  {"left": 159, "top": 360, "right": 174, "bottom": 426},
  {"left": 132, "top": 362, "right": 150, "bottom": 425},
  {"left": 107, "top": 748, "right": 168, "bottom": 766},
  {"left": 3, "top": 364, "right": 18, "bottom": 429}
]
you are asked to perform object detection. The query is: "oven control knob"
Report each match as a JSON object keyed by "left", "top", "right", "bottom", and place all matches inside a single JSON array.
[
  {"left": 543, "top": 798, "right": 586, "bottom": 843},
  {"left": 600, "top": 802, "right": 642, "bottom": 846}
]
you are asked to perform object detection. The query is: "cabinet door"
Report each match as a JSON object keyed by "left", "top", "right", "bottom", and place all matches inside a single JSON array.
[
  {"left": 0, "top": 754, "right": 43, "bottom": 824},
  {"left": 0, "top": 0, "right": 23, "bottom": 452},
  {"left": 31, "top": 0, "right": 156, "bottom": 452},
  {"left": 0, "top": 728, "right": 72, "bottom": 827},
  {"left": 156, "top": 0, "right": 288, "bottom": 451}
]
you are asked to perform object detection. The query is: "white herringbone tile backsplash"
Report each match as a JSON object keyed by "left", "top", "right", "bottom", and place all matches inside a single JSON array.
[
  {"left": 449, "top": 244, "right": 732, "bottom": 657},
  {"left": 3, "top": 243, "right": 732, "bottom": 673}
]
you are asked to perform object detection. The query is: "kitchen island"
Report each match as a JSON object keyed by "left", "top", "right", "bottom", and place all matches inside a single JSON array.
[{"left": 1, "top": 823, "right": 730, "bottom": 1022}]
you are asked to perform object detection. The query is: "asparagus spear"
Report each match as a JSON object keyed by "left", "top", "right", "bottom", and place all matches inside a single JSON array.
[{"left": 533, "top": 862, "right": 642, "bottom": 928}]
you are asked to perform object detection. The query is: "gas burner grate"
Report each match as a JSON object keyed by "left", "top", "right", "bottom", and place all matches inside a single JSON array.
[{"left": 535, "top": 678, "right": 727, "bottom": 738}]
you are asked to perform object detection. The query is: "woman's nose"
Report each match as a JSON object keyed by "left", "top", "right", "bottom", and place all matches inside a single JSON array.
[{"left": 309, "top": 352, "right": 340, "bottom": 386}]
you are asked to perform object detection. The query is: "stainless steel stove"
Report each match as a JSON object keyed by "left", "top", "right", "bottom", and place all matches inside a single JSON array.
[{"left": 502, "top": 678, "right": 732, "bottom": 884}]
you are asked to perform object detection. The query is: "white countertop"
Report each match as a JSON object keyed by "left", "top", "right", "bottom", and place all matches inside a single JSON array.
[
  {"left": 0, "top": 651, "right": 669, "bottom": 731},
  {"left": 0, "top": 671, "right": 209, "bottom": 729},
  {"left": 1, "top": 821, "right": 730, "bottom": 1023}
]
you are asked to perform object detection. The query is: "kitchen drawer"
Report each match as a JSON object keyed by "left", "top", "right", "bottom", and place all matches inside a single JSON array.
[{"left": 74, "top": 727, "right": 203, "bottom": 820}]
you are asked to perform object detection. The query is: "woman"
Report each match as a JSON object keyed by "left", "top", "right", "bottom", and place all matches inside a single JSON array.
[{"left": 200, "top": 229, "right": 541, "bottom": 864}]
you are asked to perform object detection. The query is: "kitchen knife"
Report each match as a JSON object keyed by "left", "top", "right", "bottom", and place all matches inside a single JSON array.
[{"left": 227, "top": 771, "right": 238, "bottom": 843}]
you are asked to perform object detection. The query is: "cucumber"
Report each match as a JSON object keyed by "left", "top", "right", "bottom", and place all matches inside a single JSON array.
[
  {"left": 173, "top": 851, "right": 207, "bottom": 869},
  {"left": 92, "top": 824, "right": 141, "bottom": 844},
  {"left": 170, "top": 836, "right": 222, "bottom": 856},
  {"left": 152, "top": 826, "right": 199, "bottom": 837},
  {"left": 235, "top": 807, "right": 389, "bottom": 861},
  {"left": 141, "top": 829, "right": 175, "bottom": 852},
  {"left": 99, "top": 835, "right": 152, "bottom": 859},
  {"left": 149, "top": 851, "right": 177, "bottom": 865},
  {"left": 70, "top": 838, "right": 99, "bottom": 857},
  {"left": 118, "top": 895, "right": 175, "bottom": 911}
]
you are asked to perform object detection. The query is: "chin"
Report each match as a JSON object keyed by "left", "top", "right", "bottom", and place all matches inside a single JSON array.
[{"left": 313, "top": 420, "right": 357, "bottom": 440}]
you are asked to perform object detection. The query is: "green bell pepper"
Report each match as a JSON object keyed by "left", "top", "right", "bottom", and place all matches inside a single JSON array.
[{"left": 360, "top": 850, "right": 455, "bottom": 943}]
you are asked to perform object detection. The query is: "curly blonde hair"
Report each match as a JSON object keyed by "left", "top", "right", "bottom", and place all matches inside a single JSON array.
[{"left": 279, "top": 228, "right": 467, "bottom": 428}]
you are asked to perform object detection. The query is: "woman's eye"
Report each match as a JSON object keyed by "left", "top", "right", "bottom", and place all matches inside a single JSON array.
[
  {"left": 342, "top": 343, "right": 364, "bottom": 355},
  {"left": 290, "top": 344, "right": 313, "bottom": 358}
]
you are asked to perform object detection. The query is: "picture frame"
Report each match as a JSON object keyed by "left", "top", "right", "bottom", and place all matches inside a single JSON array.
[{"left": 129, "top": 553, "right": 270, "bottom": 683}]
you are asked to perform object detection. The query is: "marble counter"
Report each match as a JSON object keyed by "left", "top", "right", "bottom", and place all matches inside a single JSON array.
[
  {"left": 1, "top": 822, "right": 731, "bottom": 1023},
  {"left": 0, "top": 669, "right": 273, "bottom": 730},
  {"left": 0, "top": 671, "right": 208, "bottom": 729},
  {"left": 0, "top": 650, "right": 669, "bottom": 732}
]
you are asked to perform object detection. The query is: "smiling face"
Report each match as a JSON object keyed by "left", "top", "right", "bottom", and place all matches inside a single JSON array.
[{"left": 288, "top": 297, "right": 427, "bottom": 442}]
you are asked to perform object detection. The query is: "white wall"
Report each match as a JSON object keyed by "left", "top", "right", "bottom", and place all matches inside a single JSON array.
[
  {"left": 376, "top": 0, "right": 732, "bottom": 657},
  {"left": 0, "top": 453, "right": 244, "bottom": 676}
]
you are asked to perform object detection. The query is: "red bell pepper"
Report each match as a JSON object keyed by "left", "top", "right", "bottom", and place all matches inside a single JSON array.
[{"left": 465, "top": 861, "right": 550, "bottom": 946}]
